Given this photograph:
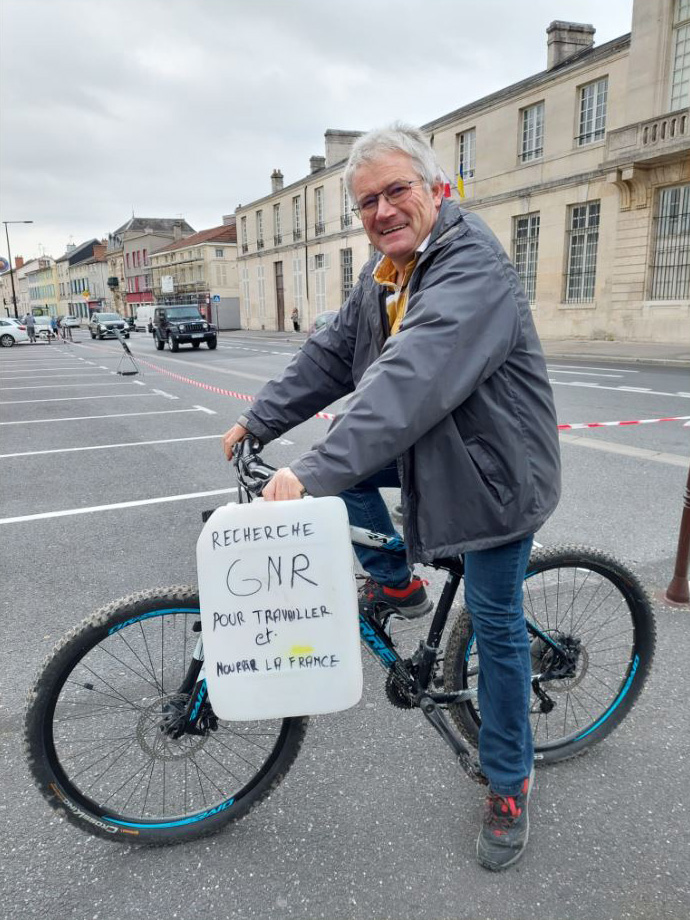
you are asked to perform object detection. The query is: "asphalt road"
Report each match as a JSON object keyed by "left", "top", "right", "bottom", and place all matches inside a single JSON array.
[{"left": 1, "top": 330, "right": 688, "bottom": 920}]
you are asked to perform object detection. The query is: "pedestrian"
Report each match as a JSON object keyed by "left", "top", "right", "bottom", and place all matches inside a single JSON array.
[
  {"left": 50, "top": 315, "right": 59, "bottom": 342},
  {"left": 290, "top": 307, "right": 300, "bottom": 332},
  {"left": 23, "top": 311, "right": 37, "bottom": 343},
  {"left": 222, "top": 123, "right": 561, "bottom": 871}
]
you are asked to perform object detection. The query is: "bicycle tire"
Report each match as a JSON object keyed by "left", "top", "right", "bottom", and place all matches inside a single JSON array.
[
  {"left": 24, "top": 585, "right": 309, "bottom": 845},
  {"left": 443, "top": 545, "right": 655, "bottom": 765}
]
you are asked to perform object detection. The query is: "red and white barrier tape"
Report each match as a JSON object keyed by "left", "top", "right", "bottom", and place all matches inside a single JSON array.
[{"left": 105, "top": 352, "right": 690, "bottom": 431}]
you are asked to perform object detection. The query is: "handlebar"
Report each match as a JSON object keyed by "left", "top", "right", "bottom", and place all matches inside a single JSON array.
[{"left": 234, "top": 437, "right": 277, "bottom": 499}]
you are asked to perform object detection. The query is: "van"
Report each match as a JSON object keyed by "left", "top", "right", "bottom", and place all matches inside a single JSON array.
[{"left": 134, "top": 305, "right": 154, "bottom": 332}]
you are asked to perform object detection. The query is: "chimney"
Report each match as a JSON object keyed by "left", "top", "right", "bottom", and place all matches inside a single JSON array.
[
  {"left": 309, "top": 155, "right": 326, "bottom": 174},
  {"left": 15, "top": 256, "right": 24, "bottom": 269},
  {"left": 324, "top": 130, "right": 362, "bottom": 168},
  {"left": 65, "top": 243, "right": 76, "bottom": 253},
  {"left": 173, "top": 221, "right": 183, "bottom": 240},
  {"left": 271, "top": 169, "right": 284, "bottom": 193},
  {"left": 547, "top": 21, "right": 595, "bottom": 69},
  {"left": 93, "top": 243, "right": 107, "bottom": 261}
]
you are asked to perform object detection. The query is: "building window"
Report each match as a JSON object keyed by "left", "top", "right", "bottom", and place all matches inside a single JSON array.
[
  {"left": 565, "top": 201, "right": 600, "bottom": 302},
  {"left": 520, "top": 103, "right": 544, "bottom": 162},
  {"left": 292, "top": 256, "right": 304, "bottom": 313},
  {"left": 456, "top": 128, "right": 476, "bottom": 180},
  {"left": 241, "top": 217, "right": 248, "bottom": 254},
  {"left": 341, "top": 180, "right": 352, "bottom": 230},
  {"left": 577, "top": 77, "right": 608, "bottom": 146},
  {"left": 671, "top": 0, "right": 690, "bottom": 110},
  {"left": 143, "top": 249, "right": 148, "bottom": 265},
  {"left": 651, "top": 184, "right": 690, "bottom": 299},
  {"left": 256, "top": 210, "right": 264, "bottom": 250},
  {"left": 241, "top": 265, "right": 251, "bottom": 324},
  {"left": 314, "top": 187, "right": 325, "bottom": 236},
  {"left": 126, "top": 252, "right": 131, "bottom": 268},
  {"left": 257, "top": 265, "right": 266, "bottom": 319},
  {"left": 292, "top": 196, "right": 302, "bottom": 241},
  {"left": 215, "top": 248, "right": 224, "bottom": 257},
  {"left": 273, "top": 203, "right": 282, "bottom": 246},
  {"left": 341, "top": 248, "right": 353, "bottom": 301},
  {"left": 512, "top": 213, "right": 540, "bottom": 304},
  {"left": 313, "top": 252, "right": 327, "bottom": 310}
]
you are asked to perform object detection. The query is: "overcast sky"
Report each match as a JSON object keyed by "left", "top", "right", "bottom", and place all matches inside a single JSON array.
[{"left": 1, "top": 0, "right": 634, "bottom": 262}]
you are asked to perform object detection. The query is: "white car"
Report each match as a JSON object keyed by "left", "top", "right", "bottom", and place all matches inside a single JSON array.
[
  {"left": 0, "top": 317, "right": 29, "bottom": 347},
  {"left": 34, "top": 316, "right": 58, "bottom": 339}
]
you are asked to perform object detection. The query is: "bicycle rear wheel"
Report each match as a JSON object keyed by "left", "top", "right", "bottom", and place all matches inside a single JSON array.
[
  {"left": 443, "top": 546, "right": 655, "bottom": 764},
  {"left": 24, "top": 586, "right": 308, "bottom": 844}
]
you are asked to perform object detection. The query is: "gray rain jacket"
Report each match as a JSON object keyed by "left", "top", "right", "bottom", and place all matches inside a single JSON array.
[{"left": 239, "top": 199, "right": 561, "bottom": 563}]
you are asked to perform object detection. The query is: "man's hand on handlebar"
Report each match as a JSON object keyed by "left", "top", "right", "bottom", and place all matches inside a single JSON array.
[
  {"left": 261, "top": 467, "right": 305, "bottom": 502},
  {"left": 222, "top": 425, "right": 306, "bottom": 501},
  {"left": 222, "top": 423, "right": 249, "bottom": 460}
]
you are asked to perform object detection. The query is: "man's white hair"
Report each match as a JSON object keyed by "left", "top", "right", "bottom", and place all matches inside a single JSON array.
[{"left": 344, "top": 122, "right": 444, "bottom": 198}]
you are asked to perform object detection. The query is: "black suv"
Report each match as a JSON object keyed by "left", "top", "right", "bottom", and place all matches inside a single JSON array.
[{"left": 151, "top": 306, "right": 217, "bottom": 352}]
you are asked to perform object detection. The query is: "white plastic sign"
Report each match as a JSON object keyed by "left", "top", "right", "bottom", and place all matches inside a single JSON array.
[{"left": 196, "top": 496, "right": 363, "bottom": 721}]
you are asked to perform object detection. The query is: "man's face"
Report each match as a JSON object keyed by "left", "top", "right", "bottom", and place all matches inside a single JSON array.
[{"left": 351, "top": 151, "right": 443, "bottom": 273}]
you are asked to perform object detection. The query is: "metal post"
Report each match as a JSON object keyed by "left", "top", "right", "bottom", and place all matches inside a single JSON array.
[
  {"left": 665, "top": 465, "right": 690, "bottom": 605},
  {"left": 3, "top": 220, "right": 33, "bottom": 319}
]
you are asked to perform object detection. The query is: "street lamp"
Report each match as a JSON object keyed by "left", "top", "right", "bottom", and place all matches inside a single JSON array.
[{"left": 3, "top": 220, "right": 34, "bottom": 318}]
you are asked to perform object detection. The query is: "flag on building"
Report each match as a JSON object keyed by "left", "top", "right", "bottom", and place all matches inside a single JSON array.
[{"left": 457, "top": 166, "right": 465, "bottom": 199}]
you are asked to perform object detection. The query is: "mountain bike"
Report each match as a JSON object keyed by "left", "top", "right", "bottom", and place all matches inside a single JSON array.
[{"left": 24, "top": 441, "right": 656, "bottom": 844}]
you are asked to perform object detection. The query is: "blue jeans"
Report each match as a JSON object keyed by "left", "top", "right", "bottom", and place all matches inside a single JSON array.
[{"left": 340, "top": 465, "right": 534, "bottom": 795}]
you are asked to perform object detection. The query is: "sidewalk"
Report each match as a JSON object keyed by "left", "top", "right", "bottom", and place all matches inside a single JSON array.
[{"left": 223, "top": 329, "right": 690, "bottom": 368}]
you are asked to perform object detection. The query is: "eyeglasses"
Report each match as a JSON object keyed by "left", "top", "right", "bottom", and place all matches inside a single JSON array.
[{"left": 352, "top": 179, "right": 426, "bottom": 218}]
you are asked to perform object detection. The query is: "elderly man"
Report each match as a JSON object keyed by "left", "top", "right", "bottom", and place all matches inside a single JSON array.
[{"left": 222, "top": 123, "right": 561, "bottom": 870}]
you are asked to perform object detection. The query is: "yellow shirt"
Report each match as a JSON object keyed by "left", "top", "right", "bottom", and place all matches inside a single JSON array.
[{"left": 373, "top": 255, "right": 419, "bottom": 336}]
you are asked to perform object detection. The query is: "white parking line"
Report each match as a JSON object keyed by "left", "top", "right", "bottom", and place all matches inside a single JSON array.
[
  {"left": 0, "top": 487, "right": 239, "bottom": 525},
  {"left": 0, "top": 433, "right": 228, "bottom": 459},
  {"left": 0, "top": 371, "right": 111, "bottom": 379},
  {"left": 546, "top": 369, "right": 624, "bottom": 378},
  {"left": 550, "top": 381, "right": 690, "bottom": 398},
  {"left": 1, "top": 381, "right": 140, "bottom": 390},
  {"left": 0, "top": 407, "right": 210, "bottom": 425},
  {"left": 0, "top": 393, "right": 160, "bottom": 405},
  {"left": 546, "top": 364, "right": 638, "bottom": 374},
  {"left": 151, "top": 388, "right": 178, "bottom": 400}
]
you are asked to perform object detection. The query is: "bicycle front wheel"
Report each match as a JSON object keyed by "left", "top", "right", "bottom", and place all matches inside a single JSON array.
[
  {"left": 443, "top": 546, "right": 655, "bottom": 765},
  {"left": 24, "top": 586, "right": 308, "bottom": 844}
]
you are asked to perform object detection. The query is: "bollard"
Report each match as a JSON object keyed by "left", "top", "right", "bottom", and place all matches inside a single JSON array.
[{"left": 665, "top": 464, "right": 690, "bottom": 605}]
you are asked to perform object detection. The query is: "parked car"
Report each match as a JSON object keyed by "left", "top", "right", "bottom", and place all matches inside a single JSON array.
[
  {"left": 59, "top": 315, "right": 81, "bottom": 328},
  {"left": 308, "top": 310, "right": 338, "bottom": 335},
  {"left": 34, "top": 316, "right": 57, "bottom": 339},
  {"left": 88, "top": 312, "right": 129, "bottom": 340},
  {"left": 151, "top": 305, "right": 217, "bottom": 351},
  {"left": 0, "top": 317, "right": 29, "bottom": 347}
]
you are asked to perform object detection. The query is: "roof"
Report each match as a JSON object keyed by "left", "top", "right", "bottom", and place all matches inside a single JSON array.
[
  {"left": 151, "top": 224, "right": 237, "bottom": 255},
  {"left": 112, "top": 217, "right": 196, "bottom": 236},
  {"left": 55, "top": 239, "right": 100, "bottom": 263},
  {"left": 423, "top": 32, "right": 631, "bottom": 132}
]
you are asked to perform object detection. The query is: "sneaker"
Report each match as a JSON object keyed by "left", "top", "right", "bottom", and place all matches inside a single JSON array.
[
  {"left": 358, "top": 575, "right": 432, "bottom": 620},
  {"left": 391, "top": 503, "right": 403, "bottom": 525},
  {"left": 476, "top": 768, "right": 535, "bottom": 871}
]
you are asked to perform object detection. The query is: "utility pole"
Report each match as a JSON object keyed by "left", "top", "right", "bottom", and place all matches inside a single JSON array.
[{"left": 3, "top": 220, "right": 34, "bottom": 318}]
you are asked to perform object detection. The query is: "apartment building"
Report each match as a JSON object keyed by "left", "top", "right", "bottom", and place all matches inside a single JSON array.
[
  {"left": 27, "top": 258, "right": 59, "bottom": 316},
  {"left": 56, "top": 239, "right": 114, "bottom": 318},
  {"left": 235, "top": 0, "right": 689, "bottom": 342},
  {"left": 1, "top": 256, "right": 43, "bottom": 318},
  {"left": 106, "top": 217, "right": 196, "bottom": 319},
  {"left": 149, "top": 222, "right": 240, "bottom": 329}
]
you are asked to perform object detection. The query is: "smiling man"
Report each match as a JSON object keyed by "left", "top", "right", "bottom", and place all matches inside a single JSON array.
[{"left": 222, "top": 123, "right": 561, "bottom": 870}]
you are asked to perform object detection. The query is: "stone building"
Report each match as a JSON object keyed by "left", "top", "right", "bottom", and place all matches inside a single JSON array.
[
  {"left": 234, "top": 0, "right": 689, "bottom": 342},
  {"left": 106, "top": 217, "right": 196, "bottom": 319}
]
